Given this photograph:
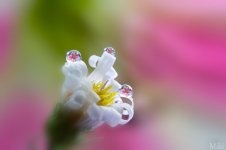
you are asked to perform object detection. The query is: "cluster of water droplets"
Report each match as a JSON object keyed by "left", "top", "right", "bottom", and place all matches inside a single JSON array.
[{"left": 65, "top": 47, "right": 133, "bottom": 99}]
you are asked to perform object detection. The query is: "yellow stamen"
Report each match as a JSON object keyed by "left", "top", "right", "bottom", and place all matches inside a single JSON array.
[{"left": 92, "top": 81, "right": 117, "bottom": 106}]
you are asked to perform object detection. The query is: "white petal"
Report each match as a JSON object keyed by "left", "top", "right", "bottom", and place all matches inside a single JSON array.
[
  {"left": 113, "top": 96, "right": 123, "bottom": 104},
  {"left": 101, "top": 106, "right": 121, "bottom": 127},
  {"left": 62, "top": 74, "right": 81, "bottom": 89},
  {"left": 103, "top": 67, "right": 118, "bottom": 80},
  {"left": 123, "top": 96, "right": 134, "bottom": 108},
  {"left": 62, "top": 61, "right": 88, "bottom": 96},
  {"left": 87, "top": 104, "right": 103, "bottom": 120},
  {"left": 64, "top": 90, "right": 86, "bottom": 110},
  {"left": 110, "top": 80, "right": 121, "bottom": 92},
  {"left": 88, "top": 55, "right": 100, "bottom": 68},
  {"left": 62, "top": 61, "right": 88, "bottom": 78},
  {"left": 111, "top": 103, "right": 124, "bottom": 113},
  {"left": 118, "top": 103, "right": 134, "bottom": 125},
  {"left": 88, "top": 52, "right": 116, "bottom": 82},
  {"left": 123, "top": 110, "right": 129, "bottom": 115},
  {"left": 88, "top": 90, "right": 100, "bottom": 103}
]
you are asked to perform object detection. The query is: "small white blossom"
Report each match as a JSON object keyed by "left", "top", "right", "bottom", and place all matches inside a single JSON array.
[{"left": 62, "top": 49, "right": 134, "bottom": 130}]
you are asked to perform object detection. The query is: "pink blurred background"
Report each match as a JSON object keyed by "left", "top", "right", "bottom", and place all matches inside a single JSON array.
[{"left": 0, "top": 0, "right": 226, "bottom": 150}]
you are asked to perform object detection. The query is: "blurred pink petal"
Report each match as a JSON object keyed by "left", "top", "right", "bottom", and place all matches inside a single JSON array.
[
  {"left": 83, "top": 125, "right": 166, "bottom": 150},
  {"left": 0, "top": 92, "right": 50, "bottom": 150},
  {"left": 133, "top": 0, "right": 226, "bottom": 20},
  {"left": 122, "top": 11, "right": 226, "bottom": 115}
]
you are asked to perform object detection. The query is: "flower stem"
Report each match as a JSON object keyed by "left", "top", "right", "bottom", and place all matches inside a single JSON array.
[{"left": 45, "top": 103, "right": 84, "bottom": 150}]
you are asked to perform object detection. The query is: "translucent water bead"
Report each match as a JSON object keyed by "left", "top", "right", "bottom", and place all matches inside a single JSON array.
[
  {"left": 119, "top": 84, "right": 133, "bottom": 98},
  {"left": 66, "top": 50, "right": 82, "bottom": 62},
  {"left": 104, "top": 47, "right": 115, "bottom": 56}
]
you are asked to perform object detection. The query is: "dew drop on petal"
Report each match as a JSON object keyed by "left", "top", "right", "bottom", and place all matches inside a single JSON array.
[
  {"left": 119, "top": 84, "right": 133, "bottom": 97},
  {"left": 66, "top": 50, "right": 82, "bottom": 62},
  {"left": 104, "top": 47, "right": 115, "bottom": 56}
]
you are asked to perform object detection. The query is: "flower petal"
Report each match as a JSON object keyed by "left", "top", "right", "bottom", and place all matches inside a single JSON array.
[
  {"left": 111, "top": 103, "right": 124, "bottom": 113},
  {"left": 122, "top": 97, "right": 134, "bottom": 108},
  {"left": 113, "top": 96, "right": 123, "bottom": 104},
  {"left": 88, "top": 52, "right": 116, "bottom": 82},
  {"left": 87, "top": 104, "right": 103, "bottom": 120},
  {"left": 62, "top": 61, "right": 88, "bottom": 96},
  {"left": 101, "top": 106, "right": 121, "bottom": 127},
  {"left": 110, "top": 80, "right": 121, "bottom": 92},
  {"left": 62, "top": 74, "right": 81, "bottom": 94},
  {"left": 88, "top": 90, "right": 100, "bottom": 103},
  {"left": 118, "top": 103, "right": 134, "bottom": 125},
  {"left": 88, "top": 55, "right": 100, "bottom": 68},
  {"left": 65, "top": 90, "right": 86, "bottom": 110},
  {"left": 62, "top": 61, "right": 88, "bottom": 78},
  {"left": 103, "top": 67, "right": 118, "bottom": 80}
]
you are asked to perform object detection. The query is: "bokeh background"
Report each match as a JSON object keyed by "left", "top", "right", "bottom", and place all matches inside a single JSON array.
[{"left": 0, "top": 0, "right": 226, "bottom": 150}]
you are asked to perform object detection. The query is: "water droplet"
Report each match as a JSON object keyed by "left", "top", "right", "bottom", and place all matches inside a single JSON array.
[
  {"left": 104, "top": 47, "right": 115, "bottom": 56},
  {"left": 119, "top": 84, "right": 133, "bottom": 97},
  {"left": 66, "top": 50, "right": 82, "bottom": 62}
]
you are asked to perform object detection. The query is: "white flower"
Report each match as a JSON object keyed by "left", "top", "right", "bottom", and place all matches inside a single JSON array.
[{"left": 61, "top": 48, "right": 134, "bottom": 130}]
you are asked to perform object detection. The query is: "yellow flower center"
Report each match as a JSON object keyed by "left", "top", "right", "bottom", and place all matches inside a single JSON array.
[{"left": 92, "top": 81, "right": 117, "bottom": 106}]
